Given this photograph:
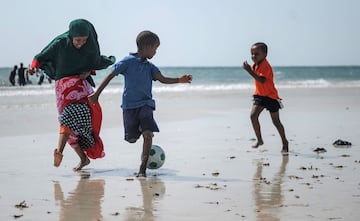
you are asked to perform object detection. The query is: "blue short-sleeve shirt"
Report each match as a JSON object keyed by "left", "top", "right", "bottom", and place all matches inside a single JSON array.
[{"left": 112, "top": 53, "right": 160, "bottom": 110}]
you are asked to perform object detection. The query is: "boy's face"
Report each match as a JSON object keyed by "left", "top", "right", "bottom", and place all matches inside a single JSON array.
[
  {"left": 250, "top": 46, "right": 266, "bottom": 65},
  {"left": 143, "top": 44, "right": 159, "bottom": 59}
]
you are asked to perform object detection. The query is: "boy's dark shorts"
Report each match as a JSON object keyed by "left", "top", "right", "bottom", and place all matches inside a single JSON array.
[
  {"left": 253, "top": 95, "right": 281, "bottom": 113},
  {"left": 123, "top": 105, "right": 159, "bottom": 142}
]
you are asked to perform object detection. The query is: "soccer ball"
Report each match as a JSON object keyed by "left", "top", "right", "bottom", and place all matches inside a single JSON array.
[{"left": 146, "top": 145, "right": 165, "bottom": 169}]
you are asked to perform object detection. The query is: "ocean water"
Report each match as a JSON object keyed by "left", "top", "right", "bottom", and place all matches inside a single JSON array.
[{"left": 1, "top": 66, "right": 360, "bottom": 97}]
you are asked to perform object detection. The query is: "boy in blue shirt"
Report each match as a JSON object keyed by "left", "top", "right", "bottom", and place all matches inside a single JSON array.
[{"left": 90, "top": 30, "right": 192, "bottom": 177}]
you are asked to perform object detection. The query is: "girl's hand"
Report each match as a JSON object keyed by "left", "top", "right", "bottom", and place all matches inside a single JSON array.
[
  {"left": 179, "top": 74, "right": 192, "bottom": 83},
  {"left": 28, "top": 67, "right": 38, "bottom": 75}
]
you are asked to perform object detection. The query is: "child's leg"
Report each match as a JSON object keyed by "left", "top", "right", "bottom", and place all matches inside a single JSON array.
[
  {"left": 250, "top": 105, "right": 265, "bottom": 148},
  {"left": 54, "top": 132, "right": 69, "bottom": 167},
  {"left": 72, "top": 144, "right": 90, "bottom": 171},
  {"left": 270, "top": 111, "right": 289, "bottom": 153},
  {"left": 137, "top": 131, "right": 153, "bottom": 177}
]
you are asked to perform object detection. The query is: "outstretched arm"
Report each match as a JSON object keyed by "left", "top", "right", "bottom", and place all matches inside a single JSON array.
[
  {"left": 88, "top": 72, "right": 116, "bottom": 103},
  {"left": 154, "top": 72, "right": 192, "bottom": 84},
  {"left": 243, "top": 61, "right": 266, "bottom": 83}
]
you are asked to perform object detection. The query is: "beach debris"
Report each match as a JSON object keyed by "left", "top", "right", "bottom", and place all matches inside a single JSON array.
[
  {"left": 312, "top": 174, "right": 324, "bottom": 179},
  {"left": 194, "top": 183, "right": 224, "bottom": 190},
  {"left": 288, "top": 175, "right": 303, "bottom": 180},
  {"left": 299, "top": 165, "right": 319, "bottom": 170},
  {"left": 126, "top": 178, "right": 134, "bottom": 181},
  {"left": 228, "top": 156, "right": 236, "bottom": 159},
  {"left": 340, "top": 154, "right": 351, "bottom": 157},
  {"left": 211, "top": 172, "right": 220, "bottom": 177},
  {"left": 259, "top": 177, "right": 271, "bottom": 184},
  {"left": 333, "top": 139, "right": 352, "bottom": 147},
  {"left": 263, "top": 162, "right": 270, "bottom": 166},
  {"left": 333, "top": 165, "right": 344, "bottom": 169},
  {"left": 313, "top": 147, "right": 327, "bottom": 153},
  {"left": 14, "top": 200, "right": 28, "bottom": 209},
  {"left": 194, "top": 184, "right": 203, "bottom": 188},
  {"left": 110, "top": 212, "right": 120, "bottom": 216},
  {"left": 204, "top": 201, "right": 219, "bottom": 205},
  {"left": 13, "top": 214, "right": 23, "bottom": 219}
]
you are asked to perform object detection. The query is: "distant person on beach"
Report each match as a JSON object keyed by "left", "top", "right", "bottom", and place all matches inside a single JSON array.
[
  {"left": 9, "top": 65, "right": 17, "bottom": 86},
  {"left": 29, "top": 19, "right": 115, "bottom": 171},
  {"left": 242, "top": 42, "right": 288, "bottom": 153},
  {"left": 89, "top": 30, "right": 192, "bottom": 177},
  {"left": 17, "top": 63, "right": 27, "bottom": 86},
  {"left": 37, "top": 69, "right": 52, "bottom": 85}
]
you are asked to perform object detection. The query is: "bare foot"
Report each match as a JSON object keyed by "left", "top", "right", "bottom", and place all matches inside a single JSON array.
[
  {"left": 136, "top": 172, "right": 147, "bottom": 178},
  {"left": 73, "top": 157, "right": 90, "bottom": 171},
  {"left": 54, "top": 149, "right": 63, "bottom": 167},
  {"left": 281, "top": 141, "right": 289, "bottom": 154},
  {"left": 252, "top": 141, "right": 264, "bottom": 148}
]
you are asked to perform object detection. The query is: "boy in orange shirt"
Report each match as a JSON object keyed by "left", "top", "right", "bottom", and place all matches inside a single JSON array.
[{"left": 243, "top": 42, "right": 288, "bottom": 153}]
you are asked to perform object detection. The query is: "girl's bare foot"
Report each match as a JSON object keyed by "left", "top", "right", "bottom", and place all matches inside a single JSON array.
[
  {"left": 54, "top": 148, "right": 63, "bottom": 167},
  {"left": 73, "top": 157, "right": 90, "bottom": 171},
  {"left": 252, "top": 140, "right": 264, "bottom": 148}
]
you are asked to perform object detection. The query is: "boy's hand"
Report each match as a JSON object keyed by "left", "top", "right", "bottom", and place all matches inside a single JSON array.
[
  {"left": 179, "top": 74, "right": 192, "bottom": 83},
  {"left": 88, "top": 93, "right": 99, "bottom": 104},
  {"left": 243, "top": 61, "right": 251, "bottom": 72}
]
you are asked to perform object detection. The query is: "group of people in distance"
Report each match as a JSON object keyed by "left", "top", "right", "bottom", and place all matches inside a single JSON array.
[
  {"left": 9, "top": 63, "right": 30, "bottom": 86},
  {"left": 28, "top": 18, "right": 288, "bottom": 177},
  {"left": 9, "top": 62, "right": 51, "bottom": 86}
]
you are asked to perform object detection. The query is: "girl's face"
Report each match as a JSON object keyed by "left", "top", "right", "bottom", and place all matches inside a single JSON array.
[
  {"left": 251, "top": 46, "right": 266, "bottom": 65},
  {"left": 72, "top": 36, "right": 88, "bottom": 49}
]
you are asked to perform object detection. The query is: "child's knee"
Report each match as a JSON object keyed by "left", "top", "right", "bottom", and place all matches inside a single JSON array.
[
  {"left": 142, "top": 131, "right": 154, "bottom": 141},
  {"left": 272, "top": 118, "right": 282, "bottom": 127}
]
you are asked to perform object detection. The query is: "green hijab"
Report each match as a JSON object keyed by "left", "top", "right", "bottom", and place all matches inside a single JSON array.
[{"left": 34, "top": 19, "right": 115, "bottom": 85}]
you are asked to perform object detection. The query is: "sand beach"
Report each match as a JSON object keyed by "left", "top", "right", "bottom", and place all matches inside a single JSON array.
[{"left": 0, "top": 86, "right": 359, "bottom": 220}]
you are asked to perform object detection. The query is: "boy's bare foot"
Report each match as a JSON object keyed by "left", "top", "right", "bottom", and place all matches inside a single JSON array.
[
  {"left": 281, "top": 141, "right": 289, "bottom": 154},
  {"left": 252, "top": 141, "right": 264, "bottom": 148},
  {"left": 136, "top": 172, "right": 147, "bottom": 178},
  {"left": 54, "top": 149, "right": 63, "bottom": 167},
  {"left": 73, "top": 158, "right": 90, "bottom": 171}
]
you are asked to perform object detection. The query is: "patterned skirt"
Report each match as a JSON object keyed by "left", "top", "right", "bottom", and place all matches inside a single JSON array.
[{"left": 59, "top": 103, "right": 95, "bottom": 149}]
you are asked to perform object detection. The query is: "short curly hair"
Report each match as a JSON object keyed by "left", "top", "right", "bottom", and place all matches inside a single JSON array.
[
  {"left": 136, "top": 30, "right": 160, "bottom": 50},
  {"left": 252, "top": 42, "right": 268, "bottom": 54}
]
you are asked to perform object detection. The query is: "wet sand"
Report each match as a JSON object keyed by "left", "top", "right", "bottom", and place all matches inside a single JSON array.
[{"left": 0, "top": 87, "right": 359, "bottom": 220}]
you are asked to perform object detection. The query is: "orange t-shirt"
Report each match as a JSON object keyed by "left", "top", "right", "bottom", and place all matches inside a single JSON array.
[{"left": 252, "top": 59, "right": 280, "bottom": 100}]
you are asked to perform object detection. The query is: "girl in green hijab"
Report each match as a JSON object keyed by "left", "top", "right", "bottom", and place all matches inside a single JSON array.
[
  {"left": 30, "top": 19, "right": 115, "bottom": 171},
  {"left": 31, "top": 18, "right": 115, "bottom": 84}
]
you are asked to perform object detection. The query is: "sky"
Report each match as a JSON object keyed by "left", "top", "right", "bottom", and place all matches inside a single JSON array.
[{"left": 1, "top": 0, "right": 359, "bottom": 67}]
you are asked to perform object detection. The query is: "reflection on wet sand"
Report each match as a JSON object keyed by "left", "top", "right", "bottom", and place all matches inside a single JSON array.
[
  {"left": 253, "top": 155, "right": 289, "bottom": 221},
  {"left": 54, "top": 172, "right": 105, "bottom": 221},
  {"left": 124, "top": 178, "right": 166, "bottom": 221}
]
